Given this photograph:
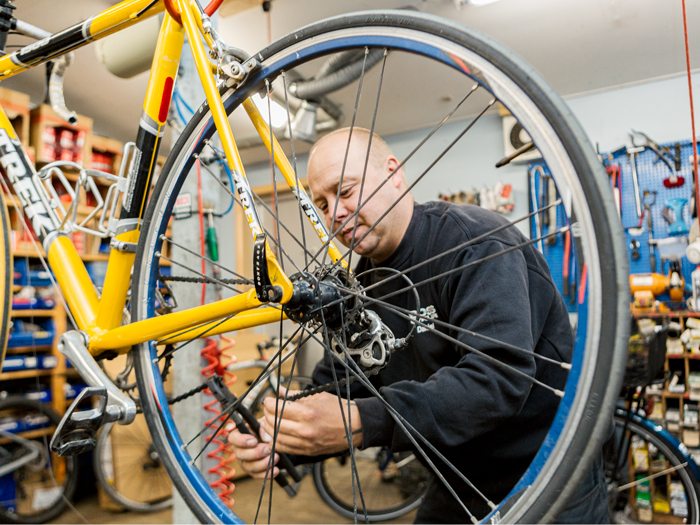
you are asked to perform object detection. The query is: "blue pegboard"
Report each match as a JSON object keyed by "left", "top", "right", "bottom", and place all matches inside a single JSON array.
[
  {"left": 526, "top": 162, "right": 578, "bottom": 313},
  {"left": 614, "top": 139, "right": 696, "bottom": 301},
  {"left": 529, "top": 139, "right": 697, "bottom": 308}
]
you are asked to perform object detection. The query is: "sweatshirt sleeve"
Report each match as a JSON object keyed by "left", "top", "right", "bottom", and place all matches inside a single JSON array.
[{"left": 355, "top": 238, "right": 546, "bottom": 452}]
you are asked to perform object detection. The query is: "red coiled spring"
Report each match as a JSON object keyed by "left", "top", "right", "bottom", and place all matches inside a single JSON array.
[{"left": 201, "top": 336, "right": 237, "bottom": 507}]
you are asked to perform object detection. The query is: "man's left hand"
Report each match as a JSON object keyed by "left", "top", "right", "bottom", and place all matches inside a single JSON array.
[{"left": 259, "top": 388, "right": 362, "bottom": 456}]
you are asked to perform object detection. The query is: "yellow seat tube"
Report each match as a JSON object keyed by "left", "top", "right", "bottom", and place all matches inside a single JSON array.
[
  {"left": 48, "top": 237, "right": 99, "bottom": 330},
  {"left": 93, "top": 231, "right": 139, "bottom": 331}
]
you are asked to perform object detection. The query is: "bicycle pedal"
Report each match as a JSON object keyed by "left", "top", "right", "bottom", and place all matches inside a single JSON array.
[{"left": 50, "top": 387, "right": 109, "bottom": 456}]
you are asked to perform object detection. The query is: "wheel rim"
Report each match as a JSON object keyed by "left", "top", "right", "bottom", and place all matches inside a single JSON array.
[{"left": 133, "top": 13, "right": 627, "bottom": 524}]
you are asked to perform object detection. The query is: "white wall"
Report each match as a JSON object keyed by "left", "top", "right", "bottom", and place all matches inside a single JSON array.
[{"left": 566, "top": 71, "right": 700, "bottom": 153}]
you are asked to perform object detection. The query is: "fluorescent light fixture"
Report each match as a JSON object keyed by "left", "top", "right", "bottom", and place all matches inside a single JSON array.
[
  {"left": 252, "top": 93, "right": 288, "bottom": 129},
  {"left": 467, "top": 0, "right": 501, "bottom": 5}
]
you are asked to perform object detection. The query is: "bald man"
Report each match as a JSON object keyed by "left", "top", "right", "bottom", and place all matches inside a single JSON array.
[{"left": 229, "top": 128, "right": 609, "bottom": 523}]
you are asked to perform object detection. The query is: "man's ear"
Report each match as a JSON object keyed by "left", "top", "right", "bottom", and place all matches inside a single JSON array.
[{"left": 386, "top": 156, "right": 402, "bottom": 188}]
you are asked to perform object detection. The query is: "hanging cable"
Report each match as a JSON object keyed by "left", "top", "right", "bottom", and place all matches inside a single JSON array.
[{"left": 682, "top": 0, "right": 700, "bottom": 223}]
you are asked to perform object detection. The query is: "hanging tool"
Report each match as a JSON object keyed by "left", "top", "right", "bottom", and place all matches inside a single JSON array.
[
  {"left": 674, "top": 143, "right": 682, "bottom": 171},
  {"left": 663, "top": 198, "right": 689, "bottom": 235},
  {"left": 629, "top": 239, "right": 640, "bottom": 260},
  {"left": 643, "top": 190, "right": 657, "bottom": 273},
  {"left": 606, "top": 164, "right": 622, "bottom": 217},
  {"left": 546, "top": 175, "right": 557, "bottom": 246},
  {"left": 630, "top": 130, "right": 676, "bottom": 173},
  {"left": 529, "top": 166, "right": 545, "bottom": 253},
  {"left": 627, "top": 145, "right": 644, "bottom": 218},
  {"left": 562, "top": 229, "right": 571, "bottom": 297}
]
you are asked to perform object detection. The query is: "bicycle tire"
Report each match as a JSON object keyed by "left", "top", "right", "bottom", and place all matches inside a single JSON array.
[
  {"left": 131, "top": 10, "right": 629, "bottom": 523},
  {"left": 312, "top": 449, "right": 428, "bottom": 522},
  {"left": 607, "top": 408, "right": 700, "bottom": 524},
  {"left": 93, "top": 420, "right": 173, "bottom": 513},
  {"left": 0, "top": 197, "right": 11, "bottom": 369},
  {"left": 0, "top": 396, "right": 78, "bottom": 524}
]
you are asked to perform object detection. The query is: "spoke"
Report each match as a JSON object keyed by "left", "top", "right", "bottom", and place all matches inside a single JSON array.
[
  {"left": 323, "top": 48, "right": 370, "bottom": 269},
  {"left": 355, "top": 294, "right": 565, "bottom": 397},
  {"left": 185, "top": 326, "right": 313, "bottom": 459},
  {"left": 370, "top": 226, "right": 568, "bottom": 306},
  {"left": 304, "top": 83, "right": 480, "bottom": 272},
  {"left": 266, "top": 78, "right": 285, "bottom": 272},
  {"left": 296, "top": 323, "right": 484, "bottom": 523},
  {"left": 617, "top": 463, "right": 688, "bottom": 491},
  {"left": 325, "top": 281, "right": 570, "bottom": 370},
  {"left": 348, "top": 199, "right": 562, "bottom": 300},
  {"left": 281, "top": 70, "right": 309, "bottom": 269},
  {"left": 347, "top": 49, "right": 388, "bottom": 272},
  {"left": 329, "top": 98, "right": 496, "bottom": 273},
  {"left": 197, "top": 149, "right": 309, "bottom": 274},
  {"left": 161, "top": 234, "right": 251, "bottom": 283},
  {"left": 321, "top": 307, "right": 368, "bottom": 523},
  {"left": 156, "top": 313, "right": 238, "bottom": 358}
]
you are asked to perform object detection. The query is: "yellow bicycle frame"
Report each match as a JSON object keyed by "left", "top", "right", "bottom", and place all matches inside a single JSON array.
[{"left": 0, "top": 0, "right": 346, "bottom": 356}]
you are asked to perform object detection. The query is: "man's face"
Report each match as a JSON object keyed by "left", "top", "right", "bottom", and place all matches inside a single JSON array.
[{"left": 308, "top": 134, "right": 407, "bottom": 263}]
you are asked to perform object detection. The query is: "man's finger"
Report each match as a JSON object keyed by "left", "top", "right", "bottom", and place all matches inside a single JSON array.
[
  {"left": 228, "top": 429, "right": 259, "bottom": 448},
  {"left": 231, "top": 442, "right": 272, "bottom": 463},
  {"left": 262, "top": 409, "right": 307, "bottom": 438},
  {"left": 263, "top": 396, "right": 309, "bottom": 422}
]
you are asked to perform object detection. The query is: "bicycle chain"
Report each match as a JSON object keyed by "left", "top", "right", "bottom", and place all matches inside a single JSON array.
[
  {"left": 287, "top": 364, "right": 384, "bottom": 401},
  {"left": 159, "top": 274, "right": 252, "bottom": 286}
]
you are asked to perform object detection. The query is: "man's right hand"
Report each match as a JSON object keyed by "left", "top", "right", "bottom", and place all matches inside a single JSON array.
[{"left": 227, "top": 423, "right": 280, "bottom": 479}]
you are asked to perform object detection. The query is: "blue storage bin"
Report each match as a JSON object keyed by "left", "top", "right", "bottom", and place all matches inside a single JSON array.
[
  {"left": 64, "top": 383, "right": 87, "bottom": 400},
  {"left": 85, "top": 261, "right": 109, "bottom": 289},
  {"left": 0, "top": 474, "right": 16, "bottom": 512},
  {"left": 37, "top": 355, "right": 58, "bottom": 370},
  {"left": 12, "top": 259, "right": 53, "bottom": 287},
  {"left": 1, "top": 356, "right": 38, "bottom": 372},
  {"left": 7, "top": 319, "right": 55, "bottom": 349},
  {"left": 11, "top": 296, "right": 56, "bottom": 310}
]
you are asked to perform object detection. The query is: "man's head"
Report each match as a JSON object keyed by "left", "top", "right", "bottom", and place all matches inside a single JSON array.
[{"left": 307, "top": 127, "right": 414, "bottom": 263}]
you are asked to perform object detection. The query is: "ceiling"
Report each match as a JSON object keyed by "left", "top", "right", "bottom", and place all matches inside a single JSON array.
[{"left": 1, "top": 0, "right": 698, "bottom": 158}]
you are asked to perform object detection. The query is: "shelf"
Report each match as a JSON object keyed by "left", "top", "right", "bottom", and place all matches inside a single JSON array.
[
  {"left": 667, "top": 353, "right": 700, "bottom": 359},
  {"left": 12, "top": 246, "right": 109, "bottom": 262},
  {"left": 0, "top": 426, "right": 56, "bottom": 446},
  {"left": 11, "top": 309, "right": 56, "bottom": 317},
  {"left": 5, "top": 345, "right": 52, "bottom": 354},
  {"left": 0, "top": 369, "right": 52, "bottom": 381}
]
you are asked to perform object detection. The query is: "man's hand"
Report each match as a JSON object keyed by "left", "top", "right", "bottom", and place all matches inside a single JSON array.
[
  {"left": 227, "top": 423, "right": 281, "bottom": 480},
  {"left": 259, "top": 388, "right": 362, "bottom": 456}
]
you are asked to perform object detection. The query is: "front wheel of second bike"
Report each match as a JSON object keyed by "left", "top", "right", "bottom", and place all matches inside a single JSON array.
[{"left": 131, "top": 9, "right": 629, "bottom": 524}]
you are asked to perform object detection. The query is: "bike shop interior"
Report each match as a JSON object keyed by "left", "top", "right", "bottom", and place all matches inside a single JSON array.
[{"left": 0, "top": 1, "right": 698, "bottom": 524}]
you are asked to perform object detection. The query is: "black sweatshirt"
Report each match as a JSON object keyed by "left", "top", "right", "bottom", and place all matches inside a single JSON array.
[{"left": 312, "top": 201, "right": 574, "bottom": 522}]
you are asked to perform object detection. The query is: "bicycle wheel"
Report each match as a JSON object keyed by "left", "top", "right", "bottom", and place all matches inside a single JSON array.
[
  {"left": 131, "top": 9, "right": 629, "bottom": 523},
  {"left": 606, "top": 408, "right": 700, "bottom": 524},
  {"left": 0, "top": 196, "right": 11, "bottom": 369},
  {"left": 0, "top": 396, "right": 78, "bottom": 524},
  {"left": 313, "top": 448, "right": 429, "bottom": 522},
  {"left": 94, "top": 418, "right": 173, "bottom": 513}
]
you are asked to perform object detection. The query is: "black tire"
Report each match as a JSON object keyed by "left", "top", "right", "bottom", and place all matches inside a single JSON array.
[
  {"left": 0, "top": 396, "right": 78, "bottom": 524},
  {"left": 132, "top": 10, "right": 628, "bottom": 523},
  {"left": 313, "top": 449, "right": 429, "bottom": 522},
  {"left": 0, "top": 197, "right": 11, "bottom": 369},
  {"left": 93, "top": 420, "right": 172, "bottom": 513},
  {"left": 606, "top": 409, "right": 700, "bottom": 524}
]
